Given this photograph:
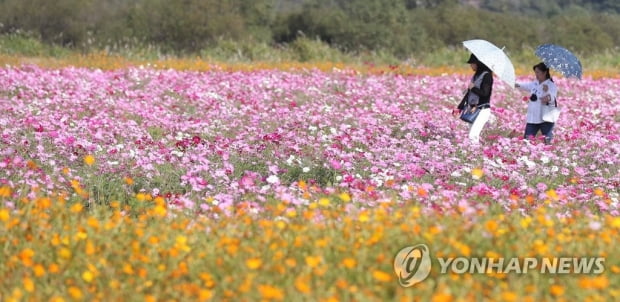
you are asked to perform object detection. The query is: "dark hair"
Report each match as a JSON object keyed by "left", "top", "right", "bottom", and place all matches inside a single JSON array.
[
  {"left": 474, "top": 60, "right": 491, "bottom": 76},
  {"left": 467, "top": 54, "right": 491, "bottom": 75},
  {"left": 533, "top": 62, "right": 553, "bottom": 81}
]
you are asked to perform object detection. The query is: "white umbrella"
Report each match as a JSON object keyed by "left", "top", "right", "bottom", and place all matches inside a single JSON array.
[{"left": 463, "top": 39, "right": 515, "bottom": 87}]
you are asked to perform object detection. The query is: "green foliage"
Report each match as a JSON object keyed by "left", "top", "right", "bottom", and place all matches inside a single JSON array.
[
  {"left": 288, "top": 36, "right": 345, "bottom": 62},
  {"left": 0, "top": 31, "right": 69, "bottom": 57},
  {"left": 0, "top": 0, "right": 619, "bottom": 60}
]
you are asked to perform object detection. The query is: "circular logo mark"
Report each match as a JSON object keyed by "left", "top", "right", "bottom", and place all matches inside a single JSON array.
[{"left": 393, "top": 244, "right": 432, "bottom": 287}]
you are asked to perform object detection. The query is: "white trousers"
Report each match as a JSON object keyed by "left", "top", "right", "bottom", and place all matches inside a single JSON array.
[{"left": 468, "top": 108, "right": 491, "bottom": 143}]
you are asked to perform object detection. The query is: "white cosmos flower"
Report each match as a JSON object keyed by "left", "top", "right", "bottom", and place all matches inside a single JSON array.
[{"left": 266, "top": 175, "right": 280, "bottom": 184}]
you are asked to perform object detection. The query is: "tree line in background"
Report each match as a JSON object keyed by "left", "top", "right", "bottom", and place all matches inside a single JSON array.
[{"left": 0, "top": 0, "right": 619, "bottom": 59}]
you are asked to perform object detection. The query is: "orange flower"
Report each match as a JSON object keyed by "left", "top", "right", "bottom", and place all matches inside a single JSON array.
[
  {"left": 305, "top": 256, "right": 321, "bottom": 268},
  {"left": 417, "top": 187, "right": 428, "bottom": 197},
  {"left": 484, "top": 220, "right": 498, "bottom": 234},
  {"left": 341, "top": 258, "right": 357, "bottom": 269},
  {"left": 431, "top": 293, "right": 453, "bottom": 302},
  {"left": 258, "top": 285, "right": 284, "bottom": 300},
  {"left": 285, "top": 258, "right": 297, "bottom": 268},
  {"left": 48, "top": 263, "right": 60, "bottom": 274},
  {"left": 33, "top": 264, "right": 46, "bottom": 277},
  {"left": 550, "top": 284, "right": 564, "bottom": 296},
  {"left": 68, "top": 286, "right": 83, "bottom": 299},
  {"left": 18, "top": 248, "right": 35, "bottom": 267},
  {"left": 0, "top": 185, "right": 12, "bottom": 198},
  {"left": 372, "top": 270, "right": 392, "bottom": 282},
  {"left": 294, "top": 275, "right": 311, "bottom": 294},
  {"left": 500, "top": 291, "right": 518, "bottom": 302}
]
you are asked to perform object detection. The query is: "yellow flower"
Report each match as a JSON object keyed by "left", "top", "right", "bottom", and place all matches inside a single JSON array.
[
  {"left": 546, "top": 189, "right": 558, "bottom": 200},
  {"left": 372, "top": 270, "right": 392, "bottom": 282},
  {"left": 58, "top": 247, "right": 72, "bottom": 259},
  {"left": 82, "top": 271, "right": 94, "bottom": 283},
  {"left": 471, "top": 168, "right": 484, "bottom": 180},
  {"left": 124, "top": 177, "right": 134, "bottom": 185},
  {"left": 199, "top": 289, "right": 213, "bottom": 301},
  {"left": 23, "top": 277, "right": 35, "bottom": 292},
  {"left": 520, "top": 217, "right": 532, "bottom": 229},
  {"left": 338, "top": 192, "right": 351, "bottom": 202},
  {"left": 136, "top": 193, "right": 147, "bottom": 202},
  {"left": 0, "top": 208, "right": 9, "bottom": 222},
  {"left": 298, "top": 180, "right": 307, "bottom": 191},
  {"left": 358, "top": 212, "right": 370, "bottom": 222},
  {"left": 145, "top": 295, "right": 157, "bottom": 302},
  {"left": 611, "top": 217, "right": 620, "bottom": 229},
  {"left": 84, "top": 154, "right": 96, "bottom": 166},
  {"left": 153, "top": 204, "right": 167, "bottom": 217},
  {"left": 318, "top": 198, "right": 331, "bottom": 207},
  {"left": 33, "top": 264, "right": 46, "bottom": 277},
  {"left": 246, "top": 258, "right": 262, "bottom": 270},
  {"left": 123, "top": 263, "right": 134, "bottom": 275},
  {"left": 305, "top": 256, "right": 321, "bottom": 268},
  {"left": 70, "top": 203, "right": 83, "bottom": 213}
]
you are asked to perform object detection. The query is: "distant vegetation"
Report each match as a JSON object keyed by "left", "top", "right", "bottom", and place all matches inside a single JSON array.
[{"left": 0, "top": 0, "right": 618, "bottom": 65}]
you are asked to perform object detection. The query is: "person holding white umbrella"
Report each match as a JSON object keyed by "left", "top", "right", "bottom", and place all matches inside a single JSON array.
[
  {"left": 455, "top": 53, "right": 494, "bottom": 144},
  {"left": 456, "top": 39, "right": 515, "bottom": 144}
]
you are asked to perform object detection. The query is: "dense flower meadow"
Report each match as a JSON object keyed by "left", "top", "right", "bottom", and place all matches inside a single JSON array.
[{"left": 0, "top": 64, "right": 619, "bottom": 301}]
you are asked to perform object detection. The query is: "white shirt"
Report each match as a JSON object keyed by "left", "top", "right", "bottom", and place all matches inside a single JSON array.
[{"left": 517, "top": 79, "right": 558, "bottom": 124}]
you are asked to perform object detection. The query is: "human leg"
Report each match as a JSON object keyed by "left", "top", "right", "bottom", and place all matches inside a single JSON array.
[
  {"left": 468, "top": 108, "right": 491, "bottom": 143},
  {"left": 540, "top": 122, "right": 555, "bottom": 144},
  {"left": 524, "top": 123, "right": 541, "bottom": 140}
]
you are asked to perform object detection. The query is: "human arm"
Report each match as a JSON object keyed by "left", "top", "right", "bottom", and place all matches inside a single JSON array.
[
  {"left": 515, "top": 81, "right": 535, "bottom": 92},
  {"left": 540, "top": 81, "right": 558, "bottom": 105}
]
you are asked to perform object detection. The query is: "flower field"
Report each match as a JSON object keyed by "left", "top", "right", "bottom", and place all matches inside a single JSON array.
[{"left": 1, "top": 63, "right": 619, "bottom": 301}]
